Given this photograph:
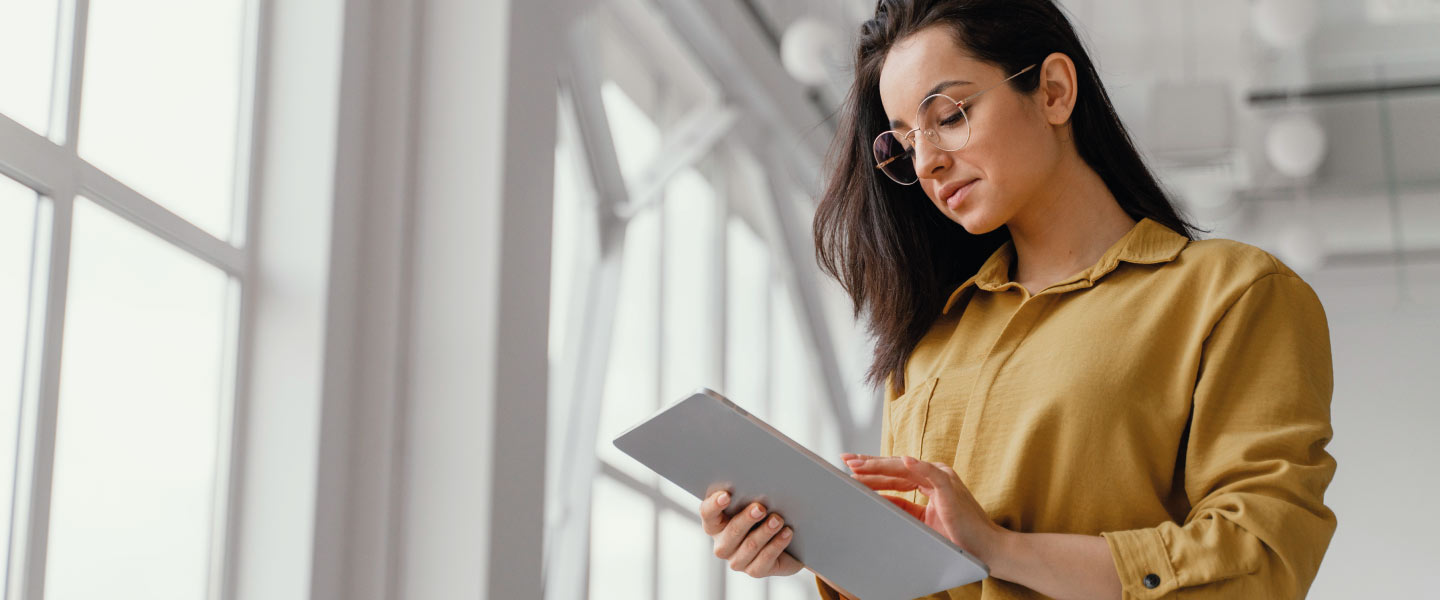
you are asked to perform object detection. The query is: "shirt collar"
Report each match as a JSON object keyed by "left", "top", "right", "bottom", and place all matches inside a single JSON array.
[{"left": 941, "top": 217, "right": 1189, "bottom": 314}]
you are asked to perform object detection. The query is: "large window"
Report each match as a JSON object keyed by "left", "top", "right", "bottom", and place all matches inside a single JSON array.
[
  {"left": 559, "top": 82, "right": 834, "bottom": 600},
  {"left": 0, "top": 1, "right": 257, "bottom": 598},
  {"left": 544, "top": 4, "right": 864, "bottom": 598}
]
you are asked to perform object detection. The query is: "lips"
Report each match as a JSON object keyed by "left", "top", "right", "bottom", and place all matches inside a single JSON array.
[{"left": 937, "top": 178, "right": 978, "bottom": 210}]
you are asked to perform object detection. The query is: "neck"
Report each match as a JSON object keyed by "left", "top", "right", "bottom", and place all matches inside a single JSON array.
[{"left": 1004, "top": 152, "right": 1137, "bottom": 291}]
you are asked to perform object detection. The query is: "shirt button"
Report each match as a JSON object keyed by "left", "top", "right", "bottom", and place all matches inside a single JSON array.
[{"left": 1142, "top": 573, "right": 1161, "bottom": 589}]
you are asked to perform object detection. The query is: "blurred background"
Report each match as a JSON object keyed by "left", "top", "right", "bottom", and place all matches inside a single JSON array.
[{"left": 0, "top": 0, "right": 1436, "bottom": 599}]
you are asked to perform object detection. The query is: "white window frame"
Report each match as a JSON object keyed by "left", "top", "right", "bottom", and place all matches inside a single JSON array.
[{"left": 0, "top": 0, "right": 263, "bottom": 599}]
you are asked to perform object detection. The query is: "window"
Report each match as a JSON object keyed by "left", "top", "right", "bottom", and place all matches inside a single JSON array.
[
  {"left": 45, "top": 199, "right": 235, "bottom": 600},
  {"left": 0, "top": 1, "right": 258, "bottom": 598},
  {"left": 544, "top": 6, "right": 860, "bottom": 597},
  {"left": 77, "top": 0, "right": 248, "bottom": 239}
]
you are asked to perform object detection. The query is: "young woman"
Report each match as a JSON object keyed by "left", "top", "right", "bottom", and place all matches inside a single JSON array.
[{"left": 697, "top": 1, "right": 1337, "bottom": 598}]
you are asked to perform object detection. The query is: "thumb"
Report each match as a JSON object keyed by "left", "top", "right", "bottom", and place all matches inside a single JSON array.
[{"left": 883, "top": 494, "right": 925, "bottom": 520}]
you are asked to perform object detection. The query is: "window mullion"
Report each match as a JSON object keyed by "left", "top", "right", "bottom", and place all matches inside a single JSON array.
[
  {"left": 15, "top": 187, "right": 73, "bottom": 600},
  {"left": 0, "top": 116, "right": 69, "bottom": 197},
  {"left": 218, "top": 0, "right": 266, "bottom": 594},
  {"left": 16, "top": 0, "right": 88, "bottom": 597},
  {"left": 76, "top": 164, "right": 247, "bottom": 277}
]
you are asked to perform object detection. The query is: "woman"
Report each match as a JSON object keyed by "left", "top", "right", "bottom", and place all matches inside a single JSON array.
[{"left": 697, "top": 1, "right": 1337, "bottom": 598}]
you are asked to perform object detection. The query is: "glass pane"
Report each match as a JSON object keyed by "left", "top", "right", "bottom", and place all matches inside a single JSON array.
[
  {"left": 78, "top": 0, "right": 246, "bottom": 238},
  {"left": 770, "top": 284, "right": 818, "bottom": 448},
  {"left": 0, "top": 177, "right": 40, "bottom": 581},
  {"left": 661, "top": 168, "right": 720, "bottom": 402},
  {"left": 590, "top": 476, "right": 654, "bottom": 600},
  {"left": 45, "top": 199, "right": 231, "bottom": 600},
  {"left": 601, "top": 81, "right": 661, "bottom": 186},
  {"left": 769, "top": 281, "right": 843, "bottom": 463},
  {"left": 0, "top": 0, "right": 60, "bottom": 134},
  {"left": 726, "top": 217, "right": 771, "bottom": 417},
  {"left": 596, "top": 208, "right": 660, "bottom": 483},
  {"left": 726, "top": 562, "right": 767, "bottom": 599},
  {"left": 658, "top": 509, "right": 709, "bottom": 598}
]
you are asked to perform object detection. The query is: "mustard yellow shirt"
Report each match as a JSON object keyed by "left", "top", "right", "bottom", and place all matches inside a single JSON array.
[{"left": 818, "top": 218, "right": 1336, "bottom": 599}]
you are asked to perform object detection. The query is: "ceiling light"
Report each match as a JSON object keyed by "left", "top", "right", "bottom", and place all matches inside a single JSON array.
[{"left": 1253, "top": 0, "right": 1320, "bottom": 49}]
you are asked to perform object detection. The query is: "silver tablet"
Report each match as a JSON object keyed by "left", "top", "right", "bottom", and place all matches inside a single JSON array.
[{"left": 613, "top": 388, "right": 989, "bottom": 600}]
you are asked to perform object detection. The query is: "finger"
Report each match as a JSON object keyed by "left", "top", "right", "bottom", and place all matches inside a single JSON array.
[
  {"left": 714, "top": 502, "right": 768, "bottom": 559},
  {"left": 841, "top": 453, "right": 879, "bottom": 468},
  {"left": 731, "top": 514, "right": 785, "bottom": 574},
  {"left": 700, "top": 490, "right": 732, "bottom": 536},
  {"left": 883, "top": 494, "right": 926, "bottom": 520},
  {"left": 902, "top": 458, "right": 974, "bottom": 542},
  {"left": 744, "top": 526, "right": 794, "bottom": 577},
  {"left": 901, "top": 456, "right": 958, "bottom": 493},
  {"left": 851, "top": 473, "right": 920, "bottom": 492},
  {"left": 847, "top": 455, "right": 926, "bottom": 480}
]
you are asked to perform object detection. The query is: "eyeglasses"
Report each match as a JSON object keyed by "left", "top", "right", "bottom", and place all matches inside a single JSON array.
[{"left": 872, "top": 64, "right": 1036, "bottom": 185}]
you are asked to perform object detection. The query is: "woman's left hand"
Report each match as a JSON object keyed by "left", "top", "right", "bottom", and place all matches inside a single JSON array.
[{"left": 842, "top": 453, "right": 1009, "bottom": 562}]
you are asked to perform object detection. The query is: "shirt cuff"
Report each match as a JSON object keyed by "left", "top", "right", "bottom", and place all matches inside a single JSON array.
[{"left": 1102, "top": 527, "right": 1179, "bottom": 599}]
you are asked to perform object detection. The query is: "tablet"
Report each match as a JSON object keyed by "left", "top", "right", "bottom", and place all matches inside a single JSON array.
[{"left": 613, "top": 388, "right": 989, "bottom": 600}]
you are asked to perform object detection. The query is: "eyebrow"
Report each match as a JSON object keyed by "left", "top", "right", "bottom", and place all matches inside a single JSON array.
[{"left": 888, "top": 79, "right": 974, "bottom": 128}]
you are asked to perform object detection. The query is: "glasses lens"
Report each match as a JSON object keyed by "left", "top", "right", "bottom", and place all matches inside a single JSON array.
[
  {"left": 918, "top": 94, "right": 970, "bottom": 151},
  {"left": 873, "top": 131, "right": 917, "bottom": 184}
]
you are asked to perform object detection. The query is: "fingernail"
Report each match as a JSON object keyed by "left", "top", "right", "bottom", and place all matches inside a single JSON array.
[
  {"left": 751, "top": 505, "right": 764, "bottom": 518},
  {"left": 846, "top": 459, "right": 863, "bottom": 468},
  {"left": 769, "top": 517, "right": 781, "bottom": 529},
  {"left": 781, "top": 528, "right": 792, "bottom": 539},
  {"left": 716, "top": 492, "right": 729, "bottom": 507}
]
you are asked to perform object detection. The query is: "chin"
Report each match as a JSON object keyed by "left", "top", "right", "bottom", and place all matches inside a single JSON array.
[{"left": 951, "top": 207, "right": 1002, "bottom": 236}]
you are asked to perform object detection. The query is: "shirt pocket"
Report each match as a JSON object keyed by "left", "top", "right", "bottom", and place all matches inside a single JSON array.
[
  {"left": 888, "top": 375, "right": 939, "bottom": 461},
  {"left": 888, "top": 376, "right": 938, "bottom": 505}
]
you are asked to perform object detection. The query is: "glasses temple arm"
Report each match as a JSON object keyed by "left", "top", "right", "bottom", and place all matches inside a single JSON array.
[{"left": 957, "top": 63, "right": 1039, "bottom": 106}]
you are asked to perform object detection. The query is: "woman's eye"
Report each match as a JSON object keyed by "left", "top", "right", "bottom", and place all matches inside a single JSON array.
[{"left": 939, "top": 112, "right": 964, "bottom": 127}]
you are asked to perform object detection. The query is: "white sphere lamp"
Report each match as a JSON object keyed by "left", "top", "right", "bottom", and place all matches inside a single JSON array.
[
  {"left": 1253, "top": 0, "right": 1320, "bottom": 49},
  {"left": 781, "top": 18, "right": 843, "bottom": 87},
  {"left": 1274, "top": 223, "right": 1326, "bottom": 273},
  {"left": 1265, "top": 114, "right": 1327, "bottom": 178}
]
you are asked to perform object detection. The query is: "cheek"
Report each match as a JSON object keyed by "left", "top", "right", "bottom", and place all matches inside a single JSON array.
[{"left": 968, "top": 116, "right": 1054, "bottom": 196}]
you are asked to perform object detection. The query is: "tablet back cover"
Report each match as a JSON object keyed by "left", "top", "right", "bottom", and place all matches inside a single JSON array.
[{"left": 613, "top": 389, "right": 988, "bottom": 600}]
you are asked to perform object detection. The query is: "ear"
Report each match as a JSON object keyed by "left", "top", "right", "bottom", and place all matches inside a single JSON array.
[{"left": 1036, "top": 52, "right": 1079, "bottom": 126}]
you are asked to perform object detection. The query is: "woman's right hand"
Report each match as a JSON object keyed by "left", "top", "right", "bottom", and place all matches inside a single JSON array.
[{"left": 699, "top": 490, "right": 803, "bottom": 578}]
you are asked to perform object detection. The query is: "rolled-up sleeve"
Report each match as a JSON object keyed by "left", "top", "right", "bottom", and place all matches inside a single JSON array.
[{"left": 1102, "top": 271, "right": 1338, "bottom": 598}]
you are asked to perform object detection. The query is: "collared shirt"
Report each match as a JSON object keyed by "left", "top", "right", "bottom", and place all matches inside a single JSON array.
[{"left": 817, "top": 217, "right": 1336, "bottom": 599}]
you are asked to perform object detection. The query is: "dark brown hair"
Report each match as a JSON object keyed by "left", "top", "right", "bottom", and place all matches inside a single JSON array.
[{"left": 814, "top": 0, "right": 1201, "bottom": 394}]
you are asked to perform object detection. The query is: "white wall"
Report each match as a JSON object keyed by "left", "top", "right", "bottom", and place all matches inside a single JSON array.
[{"left": 1305, "top": 262, "right": 1440, "bottom": 598}]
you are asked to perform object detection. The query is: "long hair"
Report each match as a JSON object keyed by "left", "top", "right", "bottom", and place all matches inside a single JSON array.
[{"left": 814, "top": 0, "right": 1202, "bottom": 394}]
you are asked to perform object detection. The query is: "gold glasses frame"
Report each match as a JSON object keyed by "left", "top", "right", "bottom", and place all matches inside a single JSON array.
[{"left": 873, "top": 64, "right": 1038, "bottom": 184}]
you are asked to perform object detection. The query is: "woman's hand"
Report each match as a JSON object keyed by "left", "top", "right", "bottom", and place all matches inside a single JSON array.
[
  {"left": 843, "top": 453, "right": 1009, "bottom": 563},
  {"left": 699, "top": 490, "right": 804, "bottom": 578}
]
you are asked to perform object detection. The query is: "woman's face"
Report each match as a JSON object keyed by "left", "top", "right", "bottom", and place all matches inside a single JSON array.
[{"left": 877, "top": 26, "right": 1062, "bottom": 234}]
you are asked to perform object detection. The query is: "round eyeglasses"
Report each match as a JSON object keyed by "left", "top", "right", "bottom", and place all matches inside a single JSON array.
[{"left": 873, "top": 64, "right": 1036, "bottom": 185}]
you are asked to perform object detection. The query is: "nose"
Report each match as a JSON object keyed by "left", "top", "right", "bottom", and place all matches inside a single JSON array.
[{"left": 911, "top": 135, "right": 951, "bottom": 183}]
